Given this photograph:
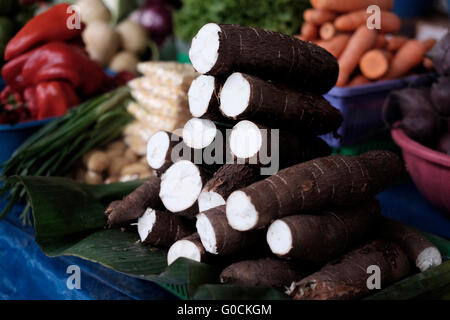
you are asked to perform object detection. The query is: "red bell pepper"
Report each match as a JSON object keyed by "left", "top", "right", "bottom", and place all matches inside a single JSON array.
[
  {"left": 21, "top": 42, "right": 107, "bottom": 96},
  {"left": 35, "top": 81, "right": 79, "bottom": 120},
  {"left": 1, "top": 49, "right": 34, "bottom": 92},
  {"left": 4, "top": 3, "right": 84, "bottom": 61}
]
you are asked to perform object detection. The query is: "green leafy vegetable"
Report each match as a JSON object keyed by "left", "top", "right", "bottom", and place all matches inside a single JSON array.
[{"left": 174, "top": 0, "right": 309, "bottom": 43}]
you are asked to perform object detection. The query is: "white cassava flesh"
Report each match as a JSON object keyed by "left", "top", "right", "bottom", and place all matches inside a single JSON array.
[
  {"left": 137, "top": 208, "right": 157, "bottom": 242},
  {"left": 266, "top": 220, "right": 293, "bottom": 256},
  {"left": 416, "top": 247, "right": 442, "bottom": 272},
  {"left": 225, "top": 190, "right": 258, "bottom": 231},
  {"left": 146, "top": 131, "right": 170, "bottom": 170},
  {"left": 189, "top": 23, "right": 221, "bottom": 74},
  {"left": 167, "top": 239, "right": 202, "bottom": 265},
  {"left": 198, "top": 191, "right": 226, "bottom": 212},
  {"left": 159, "top": 160, "right": 203, "bottom": 212},
  {"left": 220, "top": 73, "right": 251, "bottom": 118},
  {"left": 196, "top": 213, "right": 218, "bottom": 254},
  {"left": 229, "top": 120, "right": 263, "bottom": 159},
  {"left": 183, "top": 118, "right": 217, "bottom": 149},
  {"left": 188, "top": 75, "right": 217, "bottom": 117}
]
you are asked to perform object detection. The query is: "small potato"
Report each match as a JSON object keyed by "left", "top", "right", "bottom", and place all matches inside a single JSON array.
[
  {"left": 124, "top": 148, "right": 138, "bottom": 163},
  {"left": 106, "top": 140, "right": 126, "bottom": 158},
  {"left": 139, "top": 170, "right": 154, "bottom": 179},
  {"left": 86, "top": 151, "right": 110, "bottom": 172},
  {"left": 120, "top": 174, "right": 139, "bottom": 182},
  {"left": 116, "top": 20, "right": 148, "bottom": 54},
  {"left": 83, "top": 150, "right": 97, "bottom": 166},
  {"left": 108, "top": 157, "right": 130, "bottom": 176},
  {"left": 85, "top": 171, "right": 103, "bottom": 184},
  {"left": 105, "top": 176, "right": 119, "bottom": 184},
  {"left": 120, "top": 163, "right": 148, "bottom": 176},
  {"left": 109, "top": 51, "right": 140, "bottom": 74}
]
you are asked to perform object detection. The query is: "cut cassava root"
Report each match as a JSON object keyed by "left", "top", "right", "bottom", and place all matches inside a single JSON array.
[
  {"left": 146, "top": 131, "right": 183, "bottom": 176},
  {"left": 189, "top": 23, "right": 338, "bottom": 94},
  {"left": 196, "top": 205, "right": 263, "bottom": 255},
  {"left": 182, "top": 118, "right": 219, "bottom": 150},
  {"left": 188, "top": 75, "right": 224, "bottom": 120},
  {"left": 288, "top": 239, "right": 410, "bottom": 300},
  {"left": 220, "top": 72, "right": 343, "bottom": 135},
  {"left": 198, "top": 164, "right": 261, "bottom": 212},
  {"left": 137, "top": 208, "right": 194, "bottom": 247},
  {"left": 105, "top": 176, "right": 161, "bottom": 225},
  {"left": 267, "top": 200, "right": 381, "bottom": 262},
  {"left": 159, "top": 160, "right": 212, "bottom": 217},
  {"left": 229, "top": 120, "right": 331, "bottom": 168},
  {"left": 167, "top": 233, "right": 207, "bottom": 265},
  {"left": 220, "top": 258, "right": 310, "bottom": 288},
  {"left": 381, "top": 219, "right": 442, "bottom": 272},
  {"left": 226, "top": 151, "right": 403, "bottom": 231}
]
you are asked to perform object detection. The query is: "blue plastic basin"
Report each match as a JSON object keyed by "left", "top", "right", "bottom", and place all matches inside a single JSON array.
[{"left": 0, "top": 118, "right": 55, "bottom": 166}]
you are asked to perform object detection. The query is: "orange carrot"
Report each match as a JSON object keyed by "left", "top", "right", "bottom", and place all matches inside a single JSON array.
[
  {"left": 423, "top": 57, "right": 434, "bottom": 71},
  {"left": 422, "top": 38, "right": 437, "bottom": 51},
  {"left": 360, "top": 49, "right": 391, "bottom": 80},
  {"left": 311, "top": 0, "right": 394, "bottom": 12},
  {"left": 303, "top": 9, "right": 337, "bottom": 25},
  {"left": 334, "top": 10, "right": 401, "bottom": 33},
  {"left": 316, "top": 34, "right": 350, "bottom": 58},
  {"left": 337, "top": 26, "right": 378, "bottom": 86},
  {"left": 382, "top": 40, "right": 426, "bottom": 80},
  {"left": 376, "top": 34, "right": 388, "bottom": 49},
  {"left": 301, "top": 22, "right": 318, "bottom": 41},
  {"left": 347, "top": 74, "right": 371, "bottom": 86},
  {"left": 386, "top": 36, "right": 408, "bottom": 51},
  {"left": 320, "top": 22, "right": 337, "bottom": 40}
]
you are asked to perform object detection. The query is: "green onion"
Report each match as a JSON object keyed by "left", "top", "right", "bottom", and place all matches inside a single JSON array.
[{"left": 0, "top": 86, "right": 134, "bottom": 224}]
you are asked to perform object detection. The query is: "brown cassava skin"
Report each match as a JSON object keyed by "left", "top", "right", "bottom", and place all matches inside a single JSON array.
[
  {"left": 222, "top": 73, "right": 343, "bottom": 136},
  {"left": 381, "top": 218, "right": 439, "bottom": 267},
  {"left": 311, "top": 0, "right": 394, "bottom": 12},
  {"left": 290, "top": 239, "right": 410, "bottom": 300},
  {"left": 106, "top": 176, "right": 161, "bottom": 225},
  {"left": 142, "top": 210, "right": 195, "bottom": 247},
  {"left": 230, "top": 120, "right": 332, "bottom": 169},
  {"left": 303, "top": 9, "right": 336, "bottom": 25},
  {"left": 316, "top": 34, "right": 350, "bottom": 59},
  {"left": 220, "top": 258, "right": 309, "bottom": 288},
  {"left": 337, "top": 26, "right": 378, "bottom": 86},
  {"left": 335, "top": 11, "right": 401, "bottom": 34},
  {"left": 200, "top": 206, "right": 264, "bottom": 255},
  {"left": 273, "top": 200, "right": 381, "bottom": 262},
  {"left": 202, "top": 164, "right": 261, "bottom": 200},
  {"left": 234, "top": 151, "right": 403, "bottom": 230},
  {"left": 203, "top": 24, "right": 339, "bottom": 94}
]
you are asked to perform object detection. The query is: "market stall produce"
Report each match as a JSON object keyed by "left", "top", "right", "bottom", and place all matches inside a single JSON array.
[{"left": 298, "top": 0, "right": 437, "bottom": 86}]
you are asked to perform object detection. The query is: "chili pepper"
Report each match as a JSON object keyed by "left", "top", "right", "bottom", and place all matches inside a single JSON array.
[
  {"left": 4, "top": 3, "right": 83, "bottom": 61},
  {"left": 21, "top": 42, "right": 107, "bottom": 95},
  {"left": 35, "top": 81, "right": 79, "bottom": 120}
]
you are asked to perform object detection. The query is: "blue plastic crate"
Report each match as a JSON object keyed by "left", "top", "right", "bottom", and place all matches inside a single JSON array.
[{"left": 320, "top": 74, "right": 433, "bottom": 148}]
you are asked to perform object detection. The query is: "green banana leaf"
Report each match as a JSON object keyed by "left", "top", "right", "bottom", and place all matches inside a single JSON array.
[{"left": 13, "top": 176, "right": 450, "bottom": 300}]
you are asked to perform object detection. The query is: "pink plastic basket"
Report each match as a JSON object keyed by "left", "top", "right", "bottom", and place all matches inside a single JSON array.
[{"left": 392, "top": 127, "right": 450, "bottom": 217}]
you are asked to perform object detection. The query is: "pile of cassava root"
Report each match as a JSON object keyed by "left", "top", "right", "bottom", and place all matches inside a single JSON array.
[{"left": 104, "top": 23, "right": 442, "bottom": 300}]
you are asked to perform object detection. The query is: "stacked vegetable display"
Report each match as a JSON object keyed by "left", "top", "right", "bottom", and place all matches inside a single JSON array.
[
  {"left": 298, "top": 0, "right": 437, "bottom": 86},
  {"left": 0, "top": 3, "right": 110, "bottom": 124},
  {"left": 385, "top": 32, "right": 450, "bottom": 155},
  {"left": 104, "top": 23, "right": 443, "bottom": 300}
]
